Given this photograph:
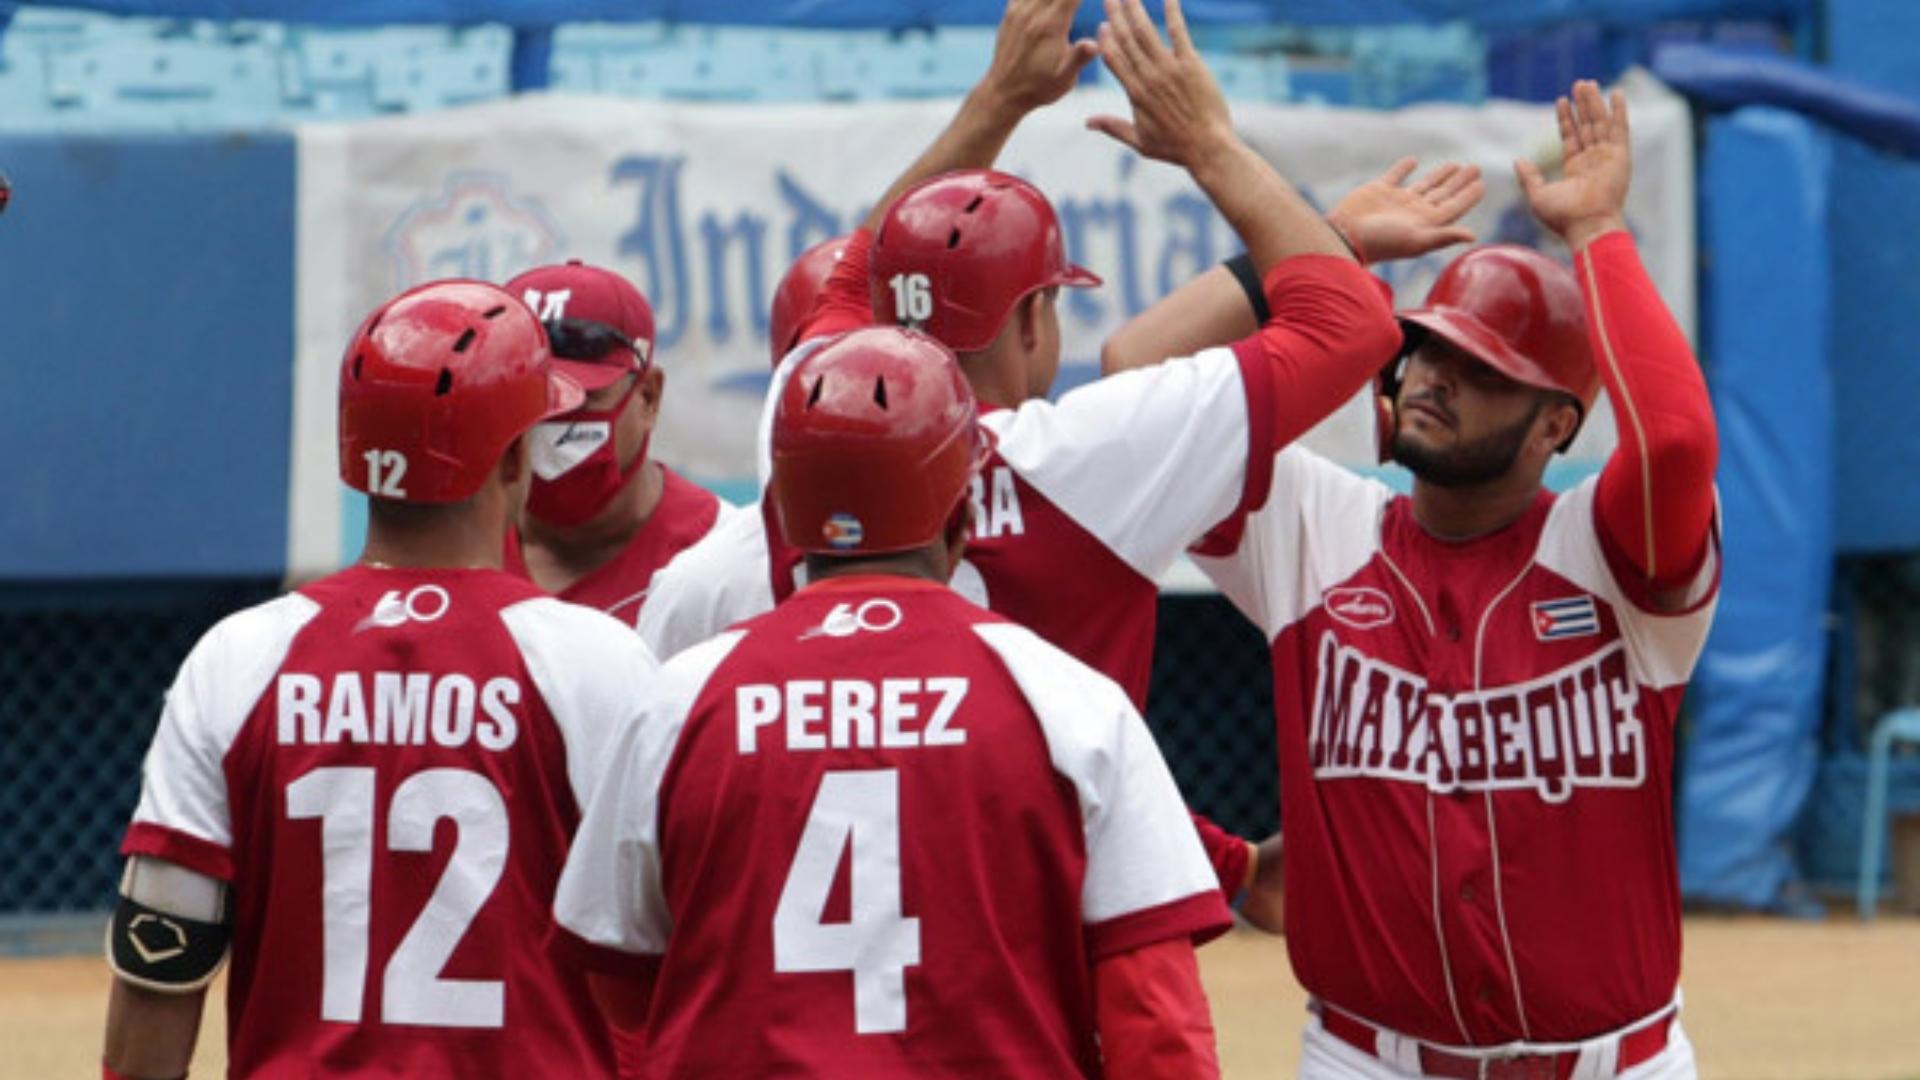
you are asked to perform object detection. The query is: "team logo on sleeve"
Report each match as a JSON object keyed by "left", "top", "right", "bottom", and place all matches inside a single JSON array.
[
  {"left": 1532, "top": 596, "right": 1599, "bottom": 641},
  {"left": 1325, "top": 586, "right": 1396, "bottom": 630},
  {"left": 822, "top": 514, "right": 864, "bottom": 550}
]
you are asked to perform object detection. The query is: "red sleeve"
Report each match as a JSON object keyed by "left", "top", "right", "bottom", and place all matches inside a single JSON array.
[
  {"left": 1086, "top": 891, "right": 1233, "bottom": 960},
  {"left": 795, "top": 227, "right": 878, "bottom": 346},
  {"left": 1191, "top": 256, "right": 1398, "bottom": 556},
  {"left": 1190, "top": 813, "right": 1250, "bottom": 902},
  {"left": 1240, "top": 254, "right": 1401, "bottom": 450},
  {"left": 1581, "top": 232, "right": 1719, "bottom": 593},
  {"left": 121, "top": 823, "right": 233, "bottom": 882},
  {"left": 1093, "top": 937, "right": 1223, "bottom": 1080}
]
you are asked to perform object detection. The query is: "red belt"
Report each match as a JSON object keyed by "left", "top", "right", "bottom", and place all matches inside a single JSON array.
[{"left": 1320, "top": 1007, "right": 1672, "bottom": 1080}]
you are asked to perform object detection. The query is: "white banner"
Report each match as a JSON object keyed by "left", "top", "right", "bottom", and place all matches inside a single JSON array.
[{"left": 290, "top": 70, "right": 1692, "bottom": 580}]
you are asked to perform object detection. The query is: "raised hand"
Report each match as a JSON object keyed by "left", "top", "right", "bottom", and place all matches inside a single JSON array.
[
  {"left": 1515, "top": 79, "right": 1632, "bottom": 252},
  {"left": 1086, "top": 0, "right": 1236, "bottom": 169},
  {"left": 1327, "top": 158, "right": 1485, "bottom": 264},
  {"left": 981, "top": 0, "right": 1101, "bottom": 115}
]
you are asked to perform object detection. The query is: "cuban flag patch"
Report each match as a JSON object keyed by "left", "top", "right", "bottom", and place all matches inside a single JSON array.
[
  {"left": 822, "top": 513, "right": 864, "bottom": 550},
  {"left": 1532, "top": 596, "right": 1600, "bottom": 641}
]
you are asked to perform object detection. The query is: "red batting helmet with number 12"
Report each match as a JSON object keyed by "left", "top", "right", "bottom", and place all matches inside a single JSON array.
[{"left": 339, "top": 281, "right": 584, "bottom": 503}]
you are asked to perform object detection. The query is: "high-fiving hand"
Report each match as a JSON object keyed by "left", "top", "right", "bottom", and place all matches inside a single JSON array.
[
  {"left": 983, "top": 0, "right": 1101, "bottom": 115},
  {"left": 1086, "top": 0, "right": 1235, "bottom": 170},
  {"left": 1515, "top": 79, "right": 1632, "bottom": 252},
  {"left": 1328, "top": 158, "right": 1485, "bottom": 265}
]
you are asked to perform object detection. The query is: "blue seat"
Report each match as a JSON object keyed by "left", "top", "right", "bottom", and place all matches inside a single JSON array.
[
  {"left": 1857, "top": 707, "right": 1920, "bottom": 918},
  {"left": 45, "top": 37, "right": 281, "bottom": 125},
  {"left": 370, "top": 40, "right": 510, "bottom": 111},
  {"left": 593, "top": 30, "right": 814, "bottom": 102},
  {"left": 818, "top": 31, "right": 991, "bottom": 101},
  {"left": 0, "top": 56, "right": 49, "bottom": 118}
]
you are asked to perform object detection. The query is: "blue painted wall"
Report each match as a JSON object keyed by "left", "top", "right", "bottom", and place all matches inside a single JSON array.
[{"left": 0, "top": 133, "right": 296, "bottom": 578}]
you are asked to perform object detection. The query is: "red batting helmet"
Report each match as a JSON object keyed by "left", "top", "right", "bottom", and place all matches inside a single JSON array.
[
  {"left": 340, "top": 280, "right": 584, "bottom": 503},
  {"left": 769, "top": 235, "right": 848, "bottom": 368},
  {"left": 1384, "top": 245, "right": 1598, "bottom": 456},
  {"left": 771, "top": 326, "right": 992, "bottom": 555},
  {"left": 868, "top": 169, "right": 1100, "bottom": 353}
]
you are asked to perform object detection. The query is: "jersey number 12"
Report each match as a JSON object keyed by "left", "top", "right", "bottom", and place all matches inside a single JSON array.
[{"left": 287, "top": 766, "right": 507, "bottom": 1028}]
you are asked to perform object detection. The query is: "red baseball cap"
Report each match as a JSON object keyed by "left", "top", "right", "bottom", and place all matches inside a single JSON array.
[{"left": 504, "top": 260, "right": 655, "bottom": 392}]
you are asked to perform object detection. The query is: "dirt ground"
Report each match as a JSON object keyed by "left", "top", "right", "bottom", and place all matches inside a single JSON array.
[{"left": 6, "top": 915, "right": 1917, "bottom": 1079}]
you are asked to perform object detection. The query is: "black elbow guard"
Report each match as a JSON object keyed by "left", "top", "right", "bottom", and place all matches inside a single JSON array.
[{"left": 107, "top": 884, "right": 230, "bottom": 993}]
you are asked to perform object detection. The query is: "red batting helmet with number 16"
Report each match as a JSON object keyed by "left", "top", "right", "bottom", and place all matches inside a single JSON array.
[
  {"left": 339, "top": 281, "right": 584, "bottom": 503},
  {"left": 868, "top": 169, "right": 1100, "bottom": 353}
]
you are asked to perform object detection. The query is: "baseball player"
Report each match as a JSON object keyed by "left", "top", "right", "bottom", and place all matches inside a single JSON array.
[
  {"left": 1182, "top": 82, "right": 1720, "bottom": 1078},
  {"left": 101, "top": 282, "right": 656, "bottom": 1080},
  {"left": 553, "top": 327, "right": 1232, "bottom": 1079},
  {"left": 768, "top": 235, "right": 850, "bottom": 368},
  {"left": 639, "top": 0, "right": 1455, "bottom": 899},
  {"left": 503, "top": 260, "right": 735, "bottom": 628}
]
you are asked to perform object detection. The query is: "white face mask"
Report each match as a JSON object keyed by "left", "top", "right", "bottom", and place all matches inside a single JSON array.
[{"left": 527, "top": 420, "right": 613, "bottom": 481}]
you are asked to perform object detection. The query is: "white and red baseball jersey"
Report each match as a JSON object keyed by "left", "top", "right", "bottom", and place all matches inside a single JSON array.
[
  {"left": 644, "top": 343, "right": 1274, "bottom": 708},
  {"left": 644, "top": 250, "right": 1401, "bottom": 708},
  {"left": 640, "top": 248, "right": 1397, "bottom": 893},
  {"left": 1194, "top": 452, "right": 1720, "bottom": 1045},
  {"left": 506, "top": 463, "right": 733, "bottom": 628},
  {"left": 554, "top": 576, "right": 1232, "bottom": 1078},
  {"left": 121, "top": 566, "right": 659, "bottom": 1078}
]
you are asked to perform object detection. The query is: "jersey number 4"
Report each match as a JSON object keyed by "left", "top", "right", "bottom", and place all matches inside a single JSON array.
[
  {"left": 287, "top": 767, "right": 507, "bottom": 1028},
  {"left": 773, "top": 769, "right": 922, "bottom": 1034}
]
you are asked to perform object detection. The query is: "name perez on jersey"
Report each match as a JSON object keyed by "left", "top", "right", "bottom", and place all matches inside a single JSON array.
[
  {"left": 736, "top": 677, "right": 970, "bottom": 754},
  {"left": 275, "top": 671, "right": 523, "bottom": 750},
  {"left": 1310, "top": 633, "right": 1644, "bottom": 804}
]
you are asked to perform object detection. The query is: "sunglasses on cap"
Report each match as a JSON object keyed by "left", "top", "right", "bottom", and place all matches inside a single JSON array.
[{"left": 545, "top": 317, "right": 650, "bottom": 369}]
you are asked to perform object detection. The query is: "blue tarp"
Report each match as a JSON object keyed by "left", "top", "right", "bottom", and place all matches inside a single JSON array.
[
  {"left": 1654, "top": 43, "right": 1920, "bottom": 156},
  {"left": 2, "top": 0, "right": 1809, "bottom": 29},
  {"left": 1679, "top": 108, "right": 1831, "bottom": 911},
  {"left": 1651, "top": 42, "right": 1920, "bottom": 550}
]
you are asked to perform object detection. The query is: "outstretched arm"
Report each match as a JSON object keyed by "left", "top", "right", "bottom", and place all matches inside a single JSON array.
[
  {"left": 1089, "top": 0, "right": 1400, "bottom": 449},
  {"left": 796, "top": 0, "right": 1097, "bottom": 345},
  {"left": 1518, "top": 81, "right": 1718, "bottom": 610},
  {"left": 861, "top": 0, "right": 1095, "bottom": 233},
  {"left": 1101, "top": 157, "right": 1483, "bottom": 375},
  {"left": 1088, "top": 0, "right": 1345, "bottom": 273}
]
